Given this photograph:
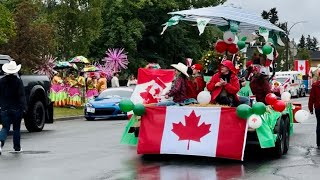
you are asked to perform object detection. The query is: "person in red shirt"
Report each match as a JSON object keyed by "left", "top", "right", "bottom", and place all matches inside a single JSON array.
[
  {"left": 308, "top": 76, "right": 320, "bottom": 149},
  {"left": 191, "top": 64, "right": 206, "bottom": 96},
  {"left": 207, "top": 60, "right": 240, "bottom": 106},
  {"left": 250, "top": 67, "right": 271, "bottom": 104}
]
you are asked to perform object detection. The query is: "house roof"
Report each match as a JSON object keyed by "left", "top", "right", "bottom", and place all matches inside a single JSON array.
[{"left": 310, "top": 51, "right": 320, "bottom": 60}]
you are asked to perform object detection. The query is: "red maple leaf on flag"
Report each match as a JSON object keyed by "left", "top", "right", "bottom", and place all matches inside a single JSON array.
[
  {"left": 140, "top": 85, "right": 158, "bottom": 104},
  {"left": 154, "top": 88, "right": 161, "bottom": 95},
  {"left": 172, "top": 110, "right": 211, "bottom": 150},
  {"left": 299, "top": 64, "right": 304, "bottom": 71}
]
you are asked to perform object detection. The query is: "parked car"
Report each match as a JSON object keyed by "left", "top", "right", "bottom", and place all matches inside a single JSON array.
[
  {"left": 0, "top": 54, "right": 53, "bottom": 132},
  {"left": 84, "top": 87, "right": 134, "bottom": 121}
]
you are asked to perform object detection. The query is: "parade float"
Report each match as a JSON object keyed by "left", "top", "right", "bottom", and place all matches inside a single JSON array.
[{"left": 120, "top": 5, "right": 310, "bottom": 161}]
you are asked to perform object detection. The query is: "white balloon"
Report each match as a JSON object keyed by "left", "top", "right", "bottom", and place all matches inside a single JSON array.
[
  {"left": 223, "top": 31, "right": 236, "bottom": 44},
  {"left": 248, "top": 114, "right": 262, "bottom": 129},
  {"left": 295, "top": 110, "right": 310, "bottom": 123},
  {"left": 197, "top": 91, "right": 211, "bottom": 105},
  {"left": 281, "top": 92, "right": 291, "bottom": 102}
]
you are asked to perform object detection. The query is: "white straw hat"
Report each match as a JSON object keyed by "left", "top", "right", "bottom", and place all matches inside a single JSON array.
[
  {"left": 171, "top": 62, "right": 189, "bottom": 77},
  {"left": 2, "top": 61, "right": 21, "bottom": 74}
]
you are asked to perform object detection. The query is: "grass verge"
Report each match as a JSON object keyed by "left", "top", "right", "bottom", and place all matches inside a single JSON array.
[{"left": 54, "top": 107, "right": 84, "bottom": 119}]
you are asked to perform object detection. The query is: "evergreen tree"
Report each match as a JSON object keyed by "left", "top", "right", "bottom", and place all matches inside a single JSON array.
[{"left": 298, "top": 35, "right": 306, "bottom": 49}]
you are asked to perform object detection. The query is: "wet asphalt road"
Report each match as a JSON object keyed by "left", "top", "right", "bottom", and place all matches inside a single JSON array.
[{"left": 1, "top": 97, "right": 320, "bottom": 180}]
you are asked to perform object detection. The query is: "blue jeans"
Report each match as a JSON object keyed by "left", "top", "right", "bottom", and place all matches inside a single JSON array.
[
  {"left": 0, "top": 109, "right": 23, "bottom": 150},
  {"left": 239, "top": 96, "right": 250, "bottom": 105}
]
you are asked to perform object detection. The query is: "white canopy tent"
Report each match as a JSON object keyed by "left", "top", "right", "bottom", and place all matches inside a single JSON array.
[{"left": 168, "top": 4, "right": 285, "bottom": 33}]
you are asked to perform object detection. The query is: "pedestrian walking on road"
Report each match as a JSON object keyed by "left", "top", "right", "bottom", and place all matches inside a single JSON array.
[
  {"left": 308, "top": 76, "right": 320, "bottom": 149},
  {"left": 0, "top": 61, "right": 27, "bottom": 155}
]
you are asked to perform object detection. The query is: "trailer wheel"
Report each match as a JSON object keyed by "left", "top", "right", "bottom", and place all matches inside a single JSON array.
[
  {"left": 274, "top": 119, "right": 286, "bottom": 158},
  {"left": 283, "top": 116, "right": 290, "bottom": 154}
]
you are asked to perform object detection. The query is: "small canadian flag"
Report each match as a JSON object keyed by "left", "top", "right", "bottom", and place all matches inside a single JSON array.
[{"left": 294, "top": 60, "right": 309, "bottom": 75}]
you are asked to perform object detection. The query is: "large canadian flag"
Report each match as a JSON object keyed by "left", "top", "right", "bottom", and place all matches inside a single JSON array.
[
  {"left": 137, "top": 106, "right": 248, "bottom": 161},
  {"left": 130, "top": 68, "right": 175, "bottom": 105},
  {"left": 294, "top": 60, "right": 309, "bottom": 75}
]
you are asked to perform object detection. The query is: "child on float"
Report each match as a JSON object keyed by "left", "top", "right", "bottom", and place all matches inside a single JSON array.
[{"left": 191, "top": 64, "right": 206, "bottom": 97}]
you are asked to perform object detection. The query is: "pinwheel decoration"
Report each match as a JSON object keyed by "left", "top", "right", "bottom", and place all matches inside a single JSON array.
[
  {"left": 103, "top": 48, "right": 129, "bottom": 72},
  {"left": 34, "top": 55, "right": 57, "bottom": 79}
]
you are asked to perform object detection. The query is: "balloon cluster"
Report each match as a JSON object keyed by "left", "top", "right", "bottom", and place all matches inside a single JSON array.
[
  {"left": 214, "top": 31, "right": 246, "bottom": 54},
  {"left": 236, "top": 102, "right": 267, "bottom": 129},
  {"left": 119, "top": 99, "right": 146, "bottom": 116},
  {"left": 265, "top": 92, "right": 288, "bottom": 112}
]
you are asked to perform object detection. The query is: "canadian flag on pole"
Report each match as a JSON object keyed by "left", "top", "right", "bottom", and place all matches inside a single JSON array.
[
  {"left": 130, "top": 68, "right": 175, "bottom": 105},
  {"left": 137, "top": 106, "right": 248, "bottom": 161},
  {"left": 294, "top": 60, "right": 309, "bottom": 75}
]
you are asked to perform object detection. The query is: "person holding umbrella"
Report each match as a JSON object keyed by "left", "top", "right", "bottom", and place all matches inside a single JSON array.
[{"left": 86, "top": 72, "right": 98, "bottom": 102}]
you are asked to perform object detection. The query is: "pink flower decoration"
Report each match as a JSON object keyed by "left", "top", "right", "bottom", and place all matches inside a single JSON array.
[
  {"left": 103, "top": 48, "right": 129, "bottom": 72},
  {"left": 95, "top": 63, "right": 113, "bottom": 80},
  {"left": 34, "top": 55, "right": 57, "bottom": 79}
]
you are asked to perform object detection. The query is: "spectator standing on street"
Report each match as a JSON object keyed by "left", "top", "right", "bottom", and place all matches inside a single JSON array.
[
  {"left": 0, "top": 61, "right": 27, "bottom": 155},
  {"left": 127, "top": 74, "right": 137, "bottom": 87},
  {"left": 308, "top": 74, "right": 320, "bottom": 149},
  {"left": 111, "top": 73, "right": 120, "bottom": 87}
]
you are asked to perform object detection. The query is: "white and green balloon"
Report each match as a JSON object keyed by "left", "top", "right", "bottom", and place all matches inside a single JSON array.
[
  {"left": 197, "top": 91, "right": 211, "bottom": 105},
  {"left": 248, "top": 114, "right": 262, "bottom": 129}
]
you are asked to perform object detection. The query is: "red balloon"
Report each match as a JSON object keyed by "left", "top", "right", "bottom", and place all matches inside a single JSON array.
[
  {"left": 265, "top": 93, "right": 278, "bottom": 105},
  {"left": 227, "top": 43, "right": 239, "bottom": 54},
  {"left": 215, "top": 40, "right": 227, "bottom": 53},
  {"left": 273, "top": 100, "right": 286, "bottom": 112}
]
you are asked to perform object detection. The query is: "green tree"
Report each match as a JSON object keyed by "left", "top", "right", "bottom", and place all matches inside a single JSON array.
[
  {"left": 298, "top": 35, "right": 306, "bottom": 49},
  {"left": 297, "top": 48, "right": 310, "bottom": 60},
  {"left": 312, "top": 37, "right": 319, "bottom": 51},
  {"left": 0, "top": 4, "right": 15, "bottom": 44},
  {"left": 0, "top": 0, "right": 55, "bottom": 72},
  {"left": 48, "top": 0, "right": 103, "bottom": 59},
  {"left": 89, "top": 0, "right": 225, "bottom": 74}
]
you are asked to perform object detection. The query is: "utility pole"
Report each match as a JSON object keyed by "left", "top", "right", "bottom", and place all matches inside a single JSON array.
[{"left": 285, "top": 21, "right": 307, "bottom": 70}]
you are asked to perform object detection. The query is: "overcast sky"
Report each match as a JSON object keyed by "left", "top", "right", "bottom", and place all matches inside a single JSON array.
[{"left": 224, "top": 0, "right": 319, "bottom": 42}]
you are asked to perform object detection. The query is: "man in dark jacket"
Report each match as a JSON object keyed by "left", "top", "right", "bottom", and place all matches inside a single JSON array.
[
  {"left": 308, "top": 78, "right": 320, "bottom": 149},
  {"left": 0, "top": 61, "right": 27, "bottom": 155}
]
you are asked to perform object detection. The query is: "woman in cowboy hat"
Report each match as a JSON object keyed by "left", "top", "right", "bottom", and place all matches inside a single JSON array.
[
  {"left": 0, "top": 61, "right": 27, "bottom": 155},
  {"left": 207, "top": 60, "right": 240, "bottom": 106},
  {"left": 164, "top": 62, "right": 190, "bottom": 104}
]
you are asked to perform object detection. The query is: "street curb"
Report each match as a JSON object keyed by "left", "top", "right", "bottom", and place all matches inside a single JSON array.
[{"left": 54, "top": 115, "right": 84, "bottom": 121}]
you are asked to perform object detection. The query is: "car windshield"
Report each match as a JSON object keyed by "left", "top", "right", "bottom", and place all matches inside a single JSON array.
[
  {"left": 276, "top": 78, "right": 289, "bottom": 84},
  {"left": 98, "top": 89, "right": 132, "bottom": 99}
]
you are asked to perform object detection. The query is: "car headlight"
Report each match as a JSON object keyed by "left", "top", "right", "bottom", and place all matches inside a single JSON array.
[
  {"left": 114, "top": 103, "right": 119, "bottom": 106},
  {"left": 86, "top": 103, "right": 93, "bottom": 107}
]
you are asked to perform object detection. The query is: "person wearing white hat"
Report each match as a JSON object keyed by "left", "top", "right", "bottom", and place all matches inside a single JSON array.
[
  {"left": 0, "top": 61, "right": 27, "bottom": 155},
  {"left": 164, "top": 62, "right": 190, "bottom": 104}
]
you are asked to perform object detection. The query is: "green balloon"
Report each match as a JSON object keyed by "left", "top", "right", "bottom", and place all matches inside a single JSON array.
[
  {"left": 133, "top": 103, "right": 146, "bottom": 116},
  {"left": 119, "top": 99, "right": 134, "bottom": 113},
  {"left": 237, "top": 41, "right": 246, "bottom": 50},
  {"left": 252, "top": 102, "right": 267, "bottom": 115},
  {"left": 262, "top": 44, "right": 273, "bottom": 55},
  {"left": 236, "top": 104, "right": 253, "bottom": 119}
]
